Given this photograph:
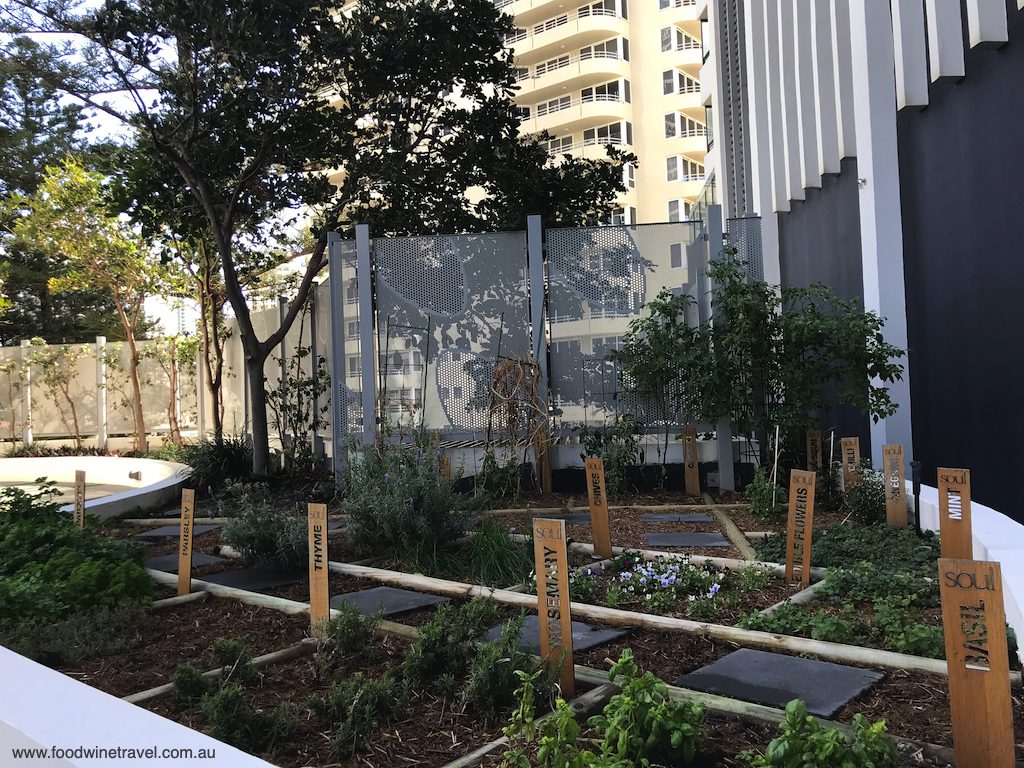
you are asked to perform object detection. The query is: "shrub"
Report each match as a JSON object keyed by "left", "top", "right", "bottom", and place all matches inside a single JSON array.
[
  {"left": 182, "top": 435, "right": 253, "bottom": 489},
  {"left": 0, "top": 485, "right": 153, "bottom": 625},
  {"left": 173, "top": 663, "right": 217, "bottom": 705},
  {"left": 844, "top": 464, "right": 886, "bottom": 524},
  {"left": 462, "top": 612, "right": 533, "bottom": 716},
  {"left": 313, "top": 673, "right": 405, "bottom": 759},
  {"left": 211, "top": 637, "right": 258, "bottom": 685},
  {"left": 576, "top": 414, "right": 641, "bottom": 499},
  {"left": 219, "top": 483, "right": 307, "bottom": 570},
  {"left": 403, "top": 598, "right": 499, "bottom": 687},
  {"left": 476, "top": 449, "right": 522, "bottom": 505},
  {"left": 815, "top": 460, "right": 844, "bottom": 514},
  {"left": 314, "top": 602, "right": 381, "bottom": 675},
  {"left": 199, "top": 684, "right": 298, "bottom": 753},
  {"left": 469, "top": 521, "right": 534, "bottom": 587},
  {"left": 744, "top": 699, "right": 897, "bottom": 768},
  {"left": 344, "top": 428, "right": 469, "bottom": 558},
  {"left": 747, "top": 467, "right": 785, "bottom": 521}
]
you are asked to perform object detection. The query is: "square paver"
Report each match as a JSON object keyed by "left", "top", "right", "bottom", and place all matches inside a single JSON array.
[
  {"left": 645, "top": 532, "right": 731, "bottom": 548},
  {"left": 145, "top": 552, "right": 227, "bottom": 573},
  {"left": 481, "top": 614, "right": 627, "bottom": 653},
  {"left": 136, "top": 524, "right": 221, "bottom": 540},
  {"left": 330, "top": 586, "right": 449, "bottom": 616},
  {"left": 202, "top": 565, "right": 302, "bottom": 591},
  {"left": 673, "top": 649, "right": 883, "bottom": 717},
  {"left": 641, "top": 513, "right": 714, "bottom": 523},
  {"left": 327, "top": 521, "right": 346, "bottom": 532}
]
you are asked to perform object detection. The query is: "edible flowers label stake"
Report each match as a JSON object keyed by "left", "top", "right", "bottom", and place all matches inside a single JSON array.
[
  {"left": 784, "top": 470, "right": 816, "bottom": 589},
  {"left": 938, "top": 558, "right": 1014, "bottom": 767},
  {"left": 177, "top": 489, "right": 196, "bottom": 596},
  {"left": 532, "top": 518, "right": 575, "bottom": 698}
]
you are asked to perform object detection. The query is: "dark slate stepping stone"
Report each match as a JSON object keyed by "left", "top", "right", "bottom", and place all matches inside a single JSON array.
[
  {"left": 136, "top": 524, "right": 221, "bottom": 540},
  {"left": 641, "top": 513, "right": 713, "bottom": 523},
  {"left": 145, "top": 553, "right": 227, "bottom": 573},
  {"left": 481, "top": 615, "right": 627, "bottom": 653},
  {"left": 645, "top": 532, "right": 731, "bottom": 547},
  {"left": 203, "top": 565, "right": 302, "bottom": 591},
  {"left": 330, "top": 586, "right": 449, "bottom": 617},
  {"left": 673, "top": 649, "right": 883, "bottom": 717},
  {"left": 327, "top": 521, "right": 346, "bottom": 532}
]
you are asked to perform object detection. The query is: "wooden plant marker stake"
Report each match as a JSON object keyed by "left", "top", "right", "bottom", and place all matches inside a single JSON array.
[
  {"left": 806, "top": 429, "right": 821, "bottom": 472},
  {"left": 883, "top": 444, "right": 907, "bottom": 527},
  {"left": 840, "top": 437, "right": 860, "bottom": 489},
  {"left": 307, "top": 503, "right": 330, "bottom": 636},
  {"left": 784, "top": 470, "right": 816, "bottom": 589},
  {"left": 584, "top": 458, "right": 612, "bottom": 559},
  {"left": 441, "top": 455, "right": 451, "bottom": 481},
  {"left": 533, "top": 518, "right": 575, "bottom": 698},
  {"left": 73, "top": 470, "right": 86, "bottom": 528},
  {"left": 682, "top": 426, "right": 700, "bottom": 497},
  {"left": 177, "top": 489, "right": 196, "bottom": 596},
  {"left": 938, "top": 468, "right": 973, "bottom": 560},
  {"left": 938, "top": 558, "right": 1014, "bottom": 767}
]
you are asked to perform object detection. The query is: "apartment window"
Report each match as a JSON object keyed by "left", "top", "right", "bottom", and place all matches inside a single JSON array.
[
  {"left": 505, "top": 27, "right": 527, "bottom": 44},
  {"left": 537, "top": 95, "right": 571, "bottom": 117},
  {"left": 660, "top": 27, "right": 672, "bottom": 52},
  {"left": 668, "top": 200, "right": 680, "bottom": 222},
  {"left": 659, "top": 0, "right": 670, "bottom": 8},
  {"left": 583, "top": 122, "right": 622, "bottom": 145},
  {"left": 665, "top": 113, "right": 705, "bottom": 138},
  {"left": 581, "top": 80, "right": 620, "bottom": 103},
  {"left": 667, "top": 156, "right": 704, "bottom": 181},
  {"left": 666, "top": 156, "right": 679, "bottom": 182},
  {"left": 347, "top": 355, "right": 361, "bottom": 377},
  {"left": 626, "top": 121, "right": 632, "bottom": 145},
  {"left": 665, "top": 113, "right": 677, "bottom": 138},
  {"left": 534, "top": 14, "right": 568, "bottom": 35},
  {"left": 515, "top": 66, "right": 530, "bottom": 81},
  {"left": 346, "top": 320, "right": 360, "bottom": 339},
  {"left": 516, "top": 105, "right": 531, "bottom": 120},
  {"left": 663, "top": 69, "right": 699, "bottom": 95},
  {"left": 662, "top": 69, "right": 674, "bottom": 95},
  {"left": 544, "top": 135, "right": 573, "bottom": 153},
  {"left": 581, "top": 38, "right": 621, "bottom": 61},
  {"left": 623, "top": 163, "right": 635, "bottom": 188},
  {"left": 629, "top": 205, "right": 637, "bottom": 224},
  {"left": 536, "top": 54, "right": 570, "bottom": 77},
  {"left": 579, "top": 0, "right": 616, "bottom": 17},
  {"left": 705, "top": 105, "right": 715, "bottom": 148},
  {"left": 670, "top": 243, "right": 683, "bottom": 268},
  {"left": 609, "top": 206, "right": 626, "bottom": 226}
]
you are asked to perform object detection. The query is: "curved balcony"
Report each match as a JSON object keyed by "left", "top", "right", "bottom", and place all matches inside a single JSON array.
[
  {"left": 675, "top": 176, "right": 707, "bottom": 201},
  {"left": 500, "top": 0, "right": 585, "bottom": 28},
  {"left": 659, "top": 0, "right": 701, "bottom": 26},
  {"left": 547, "top": 137, "right": 632, "bottom": 162},
  {"left": 664, "top": 87, "right": 704, "bottom": 121},
  {"left": 520, "top": 94, "right": 631, "bottom": 137},
  {"left": 515, "top": 52, "right": 630, "bottom": 104},
  {"left": 509, "top": 10, "right": 629, "bottom": 66},
  {"left": 666, "top": 131, "right": 708, "bottom": 161}
]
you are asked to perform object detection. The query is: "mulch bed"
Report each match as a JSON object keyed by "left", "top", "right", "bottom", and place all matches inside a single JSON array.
[
  {"left": 59, "top": 599, "right": 310, "bottom": 698},
  {"left": 146, "top": 632, "right": 514, "bottom": 768}
]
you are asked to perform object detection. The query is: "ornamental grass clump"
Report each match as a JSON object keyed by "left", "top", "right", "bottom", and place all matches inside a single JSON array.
[{"left": 344, "top": 428, "right": 470, "bottom": 558}]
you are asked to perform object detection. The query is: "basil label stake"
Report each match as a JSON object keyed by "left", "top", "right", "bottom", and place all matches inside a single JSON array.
[
  {"left": 784, "top": 470, "right": 816, "bottom": 589},
  {"left": 682, "top": 426, "right": 700, "bottom": 497},
  {"left": 307, "top": 502, "right": 330, "bottom": 635},
  {"left": 938, "top": 468, "right": 972, "bottom": 560},
  {"left": 938, "top": 558, "right": 1014, "bottom": 767},
  {"left": 532, "top": 518, "right": 575, "bottom": 698},
  {"left": 882, "top": 444, "right": 907, "bottom": 527},
  {"left": 177, "top": 489, "right": 196, "bottom": 596}
]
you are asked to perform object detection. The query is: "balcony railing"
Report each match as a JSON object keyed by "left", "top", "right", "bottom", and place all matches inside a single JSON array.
[
  {"left": 544, "top": 136, "right": 629, "bottom": 154},
  {"left": 505, "top": 7, "right": 623, "bottom": 45},
  {"left": 535, "top": 92, "right": 626, "bottom": 117},
  {"left": 494, "top": 0, "right": 514, "bottom": 8},
  {"left": 522, "top": 49, "right": 621, "bottom": 80},
  {"left": 660, "top": 0, "right": 697, "bottom": 8},
  {"left": 676, "top": 37, "right": 702, "bottom": 51}
]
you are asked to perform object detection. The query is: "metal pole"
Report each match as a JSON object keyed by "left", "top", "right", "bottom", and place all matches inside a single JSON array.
[
  {"left": 95, "top": 336, "right": 107, "bottom": 450},
  {"left": 527, "top": 214, "right": 552, "bottom": 492},
  {"left": 309, "top": 282, "right": 322, "bottom": 456},
  {"left": 707, "top": 204, "right": 735, "bottom": 492},
  {"left": 327, "top": 233, "right": 349, "bottom": 485},
  {"left": 20, "top": 339, "right": 32, "bottom": 444},
  {"left": 356, "top": 224, "right": 377, "bottom": 445},
  {"left": 911, "top": 460, "right": 922, "bottom": 535}
]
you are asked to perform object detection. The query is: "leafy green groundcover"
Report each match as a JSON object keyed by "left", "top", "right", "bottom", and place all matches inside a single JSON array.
[{"left": 0, "top": 483, "right": 153, "bottom": 627}]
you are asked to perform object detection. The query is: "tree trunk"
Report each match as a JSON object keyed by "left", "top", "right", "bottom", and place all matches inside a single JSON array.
[
  {"left": 126, "top": 337, "right": 148, "bottom": 452},
  {"left": 245, "top": 348, "right": 272, "bottom": 476},
  {"left": 167, "top": 341, "right": 182, "bottom": 445}
]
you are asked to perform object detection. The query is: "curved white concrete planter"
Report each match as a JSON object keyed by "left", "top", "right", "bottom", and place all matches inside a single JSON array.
[
  {"left": 911, "top": 481, "right": 1024, "bottom": 666},
  {"left": 0, "top": 456, "right": 189, "bottom": 519}
]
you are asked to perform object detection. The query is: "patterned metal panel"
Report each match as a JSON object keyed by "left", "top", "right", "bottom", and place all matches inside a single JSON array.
[
  {"left": 372, "top": 232, "right": 530, "bottom": 433},
  {"left": 545, "top": 222, "right": 704, "bottom": 435},
  {"left": 727, "top": 216, "right": 764, "bottom": 282}
]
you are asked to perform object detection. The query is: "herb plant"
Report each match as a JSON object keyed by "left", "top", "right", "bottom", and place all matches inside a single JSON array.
[
  {"left": 219, "top": 482, "right": 308, "bottom": 570},
  {"left": 844, "top": 464, "right": 887, "bottom": 524},
  {"left": 576, "top": 413, "right": 642, "bottom": 498}
]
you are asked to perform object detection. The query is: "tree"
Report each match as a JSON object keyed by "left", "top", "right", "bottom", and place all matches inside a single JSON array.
[
  {"left": 1, "top": 0, "right": 629, "bottom": 475},
  {"left": 9, "top": 158, "right": 171, "bottom": 451},
  {"left": 0, "top": 36, "right": 124, "bottom": 343}
]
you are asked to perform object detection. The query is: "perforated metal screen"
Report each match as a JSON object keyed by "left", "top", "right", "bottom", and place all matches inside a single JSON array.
[
  {"left": 372, "top": 232, "right": 530, "bottom": 434},
  {"left": 545, "top": 222, "right": 705, "bottom": 434}
]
